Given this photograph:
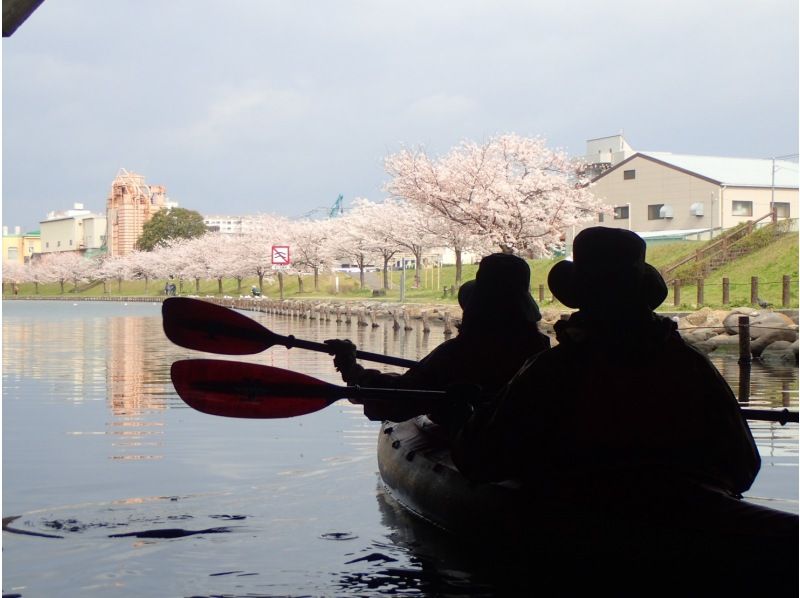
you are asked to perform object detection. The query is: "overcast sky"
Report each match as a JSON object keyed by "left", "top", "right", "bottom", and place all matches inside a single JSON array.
[{"left": 2, "top": 0, "right": 798, "bottom": 231}]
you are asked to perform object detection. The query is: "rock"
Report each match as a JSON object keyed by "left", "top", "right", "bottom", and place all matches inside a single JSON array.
[
  {"left": 703, "top": 334, "right": 742, "bottom": 351},
  {"left": 680, "top": 328, "right": 720, "bottom": 345},
  {"left": 760, "top": 340, "right": 798, "bottom": 364},
  {"left": 680, "top": 307, "right": 716, "bottom": 328},
  {"left": 748, "top": 312, "right": 797, "bottom": 340},
  {"left": 751, "top": 329, "right": 799, "bottom": 357},
  {"left": 723, "top": 309, "right": 761, "bottom": 334}
]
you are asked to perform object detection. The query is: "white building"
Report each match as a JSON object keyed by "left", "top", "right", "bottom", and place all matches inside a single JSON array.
[
  {"left": 203, "top": 215, "right": 264, "bottom": 235},
  {"left": 581, "top": 135, "right": 798, "bottom": 239},
  {"left": 40, "top": 203, "right": 107, "bottom": 254}
]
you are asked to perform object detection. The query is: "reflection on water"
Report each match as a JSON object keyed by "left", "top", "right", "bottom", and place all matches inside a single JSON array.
[{"left": 2, "top": 300, "right": 798, "bottom": 596}]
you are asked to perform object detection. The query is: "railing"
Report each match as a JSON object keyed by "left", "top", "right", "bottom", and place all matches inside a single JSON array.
[{"left": 660, "top": 210, "right": 781, "bottom": 283}]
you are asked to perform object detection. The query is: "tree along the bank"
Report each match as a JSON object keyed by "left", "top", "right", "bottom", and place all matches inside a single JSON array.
[
  {"left": 136, "top": 207, "right": 208, "bottom": 251},
  {"left": 385, "top": 133, "right": 609, "bottom": 257}
]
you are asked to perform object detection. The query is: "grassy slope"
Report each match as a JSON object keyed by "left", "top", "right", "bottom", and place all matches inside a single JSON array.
[{"left": 6, "top": 235, "right": 797, "bottom": 309}]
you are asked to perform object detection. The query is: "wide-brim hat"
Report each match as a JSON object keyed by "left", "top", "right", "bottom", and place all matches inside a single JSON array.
[
  {"left": 548, "top": 227, "right": 667, "bottom": 310},
  {"left": 464, "top": 253, "right": 541, "bottom": 323}
]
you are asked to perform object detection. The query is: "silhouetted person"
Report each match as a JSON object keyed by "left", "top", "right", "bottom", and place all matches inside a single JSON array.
[
  {"left": 492, "top": 228, "right": 796, "bottom": 587},
  {"left": 453, "top": 227, "right": 763, "bottom": 503},
  {"left": 325, "top": 253, "right": 550, "bottom": 422}
]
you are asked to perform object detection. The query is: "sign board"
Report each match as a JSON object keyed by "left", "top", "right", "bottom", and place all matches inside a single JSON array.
[{"left": 271, "top": 245, "right": 290, "bottom": 265}]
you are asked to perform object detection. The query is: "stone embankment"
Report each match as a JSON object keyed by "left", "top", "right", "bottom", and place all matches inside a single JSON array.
[
  {"left": 669, "top": 307, "right": 798, "bottom": 364},
  {"left": 220, "top": 297, "right": 798, "bottom": 364},
  {"left": 7, "top": 295, "right": 798, "bottom": 364}
]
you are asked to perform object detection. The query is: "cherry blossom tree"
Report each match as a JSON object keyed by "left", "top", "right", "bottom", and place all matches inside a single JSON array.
[
  {"left": 39, "top": 252, "right": 90, "bottom": 293},
  {"left": 335, "top": 199, "right": 401, "bottom": 290},
  {"left": 385, "top": 133, "right": 607, "bottom": 256},
  {"left": 290, "top": 218, "right": 336, "bottom": 292},
  {"left": 97, "top": 254, "right": 133, "bottom": 294}
]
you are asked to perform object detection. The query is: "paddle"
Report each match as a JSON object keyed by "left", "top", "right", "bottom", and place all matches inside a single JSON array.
[
  {"left": 162, "top": 297, "right": 417, "bottom": 368},
  {"left": 170, "top": 359, "right": 800, "bottom": 424},
  {"left": 170, "top": 359, "right": 449, "bottom": 418}
]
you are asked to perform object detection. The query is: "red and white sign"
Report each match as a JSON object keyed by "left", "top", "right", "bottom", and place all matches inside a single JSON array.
[{"left": 271, "top": 245, "right": 290, "bottom": 265}]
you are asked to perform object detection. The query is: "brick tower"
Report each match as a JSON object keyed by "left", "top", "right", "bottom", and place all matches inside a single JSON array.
[{"left": 106, "top": 169, "right": 167, "bottom": 256}]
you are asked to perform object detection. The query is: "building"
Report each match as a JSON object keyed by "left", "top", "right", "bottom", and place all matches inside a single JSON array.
[
  {"left": 582, "top": 135, "right": 799, "bottom": 239},
  {"left": 203, "top": 215, "right": 264, "bottom": 235},
  {"left": 106, "top": 169, "right": 170, "bottom": 256},
  {"left": 39, "top": 203, "right": 107, "bottom": 256},
  {"left": 2, "top": 226, "right": 41, "bottom": 263}
]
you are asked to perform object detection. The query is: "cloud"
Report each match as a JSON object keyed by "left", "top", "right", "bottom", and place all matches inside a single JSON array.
[
  {"left": 164, "top": 83, "right": 313, "bottom": 154},
  {"left": 406, "top": 93, "right": 478, "bottom": 122}
]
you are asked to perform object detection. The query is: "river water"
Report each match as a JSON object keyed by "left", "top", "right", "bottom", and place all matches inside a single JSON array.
[{"left": 2, "top": 300, "right": 798, "bottom": 596}]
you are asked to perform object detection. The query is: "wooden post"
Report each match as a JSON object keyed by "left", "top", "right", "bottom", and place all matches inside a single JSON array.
[
  {"left": 750, "top": 276, "right": 758, "bottom": 305},
  {"left": 421, "top": 311, "right": 431, "bottom": 334},
  {"left": 722, "top": 278, "right": 730, "bottom": 305},
  {"left": 783, "top": 275, "right": 791, "bottom": 307},
  {"left": 738, "top": 316, "right": 751, "bottom": 364},
  {"left": 696, "top": 278, "right": 704, "bottom": 306},
  {"left": 538, "top": 284, "right": 545, "bottom": 303},
  {"left": 392, "top": 310, "right": 400, "bottom": 331},
  {"left": 738, "top": 315, "right": 751, "bottom": 403},
  {"left": 443, "top": 312, "right": 453, "bottom": 336},
  {"left": 673, "top": 279, "right": 681, "bottom": 307},
  {"left": 403, "top": 309, "right": 412, "bottom": 331}
]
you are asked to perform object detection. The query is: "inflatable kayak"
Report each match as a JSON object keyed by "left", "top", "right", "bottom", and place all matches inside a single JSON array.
[{"left": 377, "top": 417, "right": 799, "bottom": 590}]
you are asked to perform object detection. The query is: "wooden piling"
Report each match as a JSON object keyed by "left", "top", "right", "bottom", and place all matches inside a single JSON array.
[
  {"left": 722, "top": 278, "right": 730, "bottom": 305},
  {"left": 783, "top": 275, "right": 791, "bottom": 307},
  {"left": 738, "top": 315, "right": 751, "bottom": 403},
  {"left": 696, "top": 278, "right": 704, "bottom": 306},
  {"left": 443, "top": 312, "right": 453, "bottom": 336}
]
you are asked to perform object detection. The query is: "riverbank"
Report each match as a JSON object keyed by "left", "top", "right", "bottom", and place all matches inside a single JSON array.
[{"left": 6, "top": 295, "right": 798, "bottom": 364}]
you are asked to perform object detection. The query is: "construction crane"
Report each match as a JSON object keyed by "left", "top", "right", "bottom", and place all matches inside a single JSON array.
[
  {"left": 329, "top": 194, "right": 344, "bottom": 218},
  {"left": 303, "top": 194, "right": 345, "bottom": 219}
]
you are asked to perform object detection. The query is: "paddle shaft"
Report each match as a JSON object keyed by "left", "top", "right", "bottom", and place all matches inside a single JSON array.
[
  {"left": 280, "top": 334, "right": 417, "bottom": 368},
  {"left": 162, "top": 297, "right": 417, "bottom": 368}
]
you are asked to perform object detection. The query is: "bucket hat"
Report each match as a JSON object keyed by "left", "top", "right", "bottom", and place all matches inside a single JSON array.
[
  {"left": 547, "top": 227, "right": 667, "bottom": 310},
  {"left": 463, "top": 253, "right": 541, "bottom": 324}
]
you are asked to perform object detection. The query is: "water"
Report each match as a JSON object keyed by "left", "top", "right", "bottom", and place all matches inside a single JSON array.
[{"left": 2, "top": 300, "right": 798, "bottom": 596}]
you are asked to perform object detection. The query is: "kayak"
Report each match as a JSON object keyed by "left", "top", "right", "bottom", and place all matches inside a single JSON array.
[{"left": 377, "top": 417, "right": 799, "bottom": 590}]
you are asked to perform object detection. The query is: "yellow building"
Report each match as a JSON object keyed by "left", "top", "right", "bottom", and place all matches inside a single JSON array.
[
  {"left": 106, "top": 169, "right": 168, "bottom": 256},
  {"left": 2, "top": 226, "right": 41, "bottom": 264}
]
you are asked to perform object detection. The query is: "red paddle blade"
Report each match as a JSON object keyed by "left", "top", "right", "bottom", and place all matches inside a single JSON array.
[
  {"left": 170, "top": 359, "right": 344, "bottom": 418},
  {"left": 162, "top": 297, "right": 272, "bottom": 355}
]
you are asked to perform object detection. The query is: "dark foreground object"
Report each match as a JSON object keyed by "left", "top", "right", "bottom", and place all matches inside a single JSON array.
[{"left": 378, "top": 418, "right": 799, "bottom": 594}]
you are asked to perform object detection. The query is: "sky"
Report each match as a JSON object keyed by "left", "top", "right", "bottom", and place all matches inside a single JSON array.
[{"left": 2, "top": 0, "right": 798, "bottom": 231}]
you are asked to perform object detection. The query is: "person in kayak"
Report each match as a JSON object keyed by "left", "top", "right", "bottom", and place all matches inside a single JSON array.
[
  {"left": 452, "top": 227, "right": 761, "bottom": 502},
  {"left": 324, "top": 252, "right": 550, "bottom": 422}
]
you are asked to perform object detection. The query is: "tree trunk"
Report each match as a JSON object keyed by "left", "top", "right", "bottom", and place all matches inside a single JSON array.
[
  {"left": 103, "top": 280, "right": 108, "bottom": 294},
  {"left": 455, "top": 249, "right": 463, "bottom": 286},
  {"left": 383, "top": 257, "right": 391, "bottom": 290},
  {"left": 313, "top": 267, "right": 319, "bottom": 291},
  {"left": 278, "top": 272, "right": 285, "bottom": 300},
  {"left": 258, "top": 273, "right": 264, "bottom": 292},
  {"left": 413, "top": 249, "right": 423, "bottom": 288},
  {"left": 359, "top": 269, "right": 365, "bottom": 289},
  {"left": 195, "top": 278, "right": 200, "bottom": 293},
  {"left": 297, "top": 275, "right": 304, "bottom": 294},
  {"left": 236, "top": 277, "right": 242, "bottom": 294},
  {"left": 60, "top": 280, "right": 65, "bottom": 294},
  {"left": 218, "top": 278, "right": 223, "bottom": 295},
  {"left": 34, "top": 281, "right": 40, "bottom": 294},
  {"left": 144, "top": 276, "right": 149, "bottom": 292}
]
